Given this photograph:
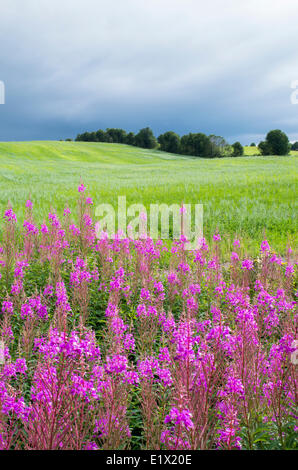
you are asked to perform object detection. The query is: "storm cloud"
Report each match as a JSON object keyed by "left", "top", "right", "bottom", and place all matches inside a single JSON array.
[{"left": 1, "top": 0, "right": 298, "bottom": 143}]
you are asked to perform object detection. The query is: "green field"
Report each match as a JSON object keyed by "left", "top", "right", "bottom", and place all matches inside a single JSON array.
[{"left": 0, "top": 141, "right": 297, "bottom": 255}]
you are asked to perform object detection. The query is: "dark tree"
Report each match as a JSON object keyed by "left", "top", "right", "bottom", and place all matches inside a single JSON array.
[
  {"left": 291, "top": 141, "right": 298, "bottom": 151},
  {"left": 265, "top": 130, "right": 289, "bottom": 155},
  {"left": 258, "top": 141, "right": 271, "bottom": 156},
  {"left": 105, "top": 128, "right": 127, "bottom": 144},
  {"left": 250, "top": 142, "right": 256, "bottom": 147},
  {"left": 180, "top": 133, "right": 213, "bottom": 157},
  {"left": 134, "top": 127, "right": 157, "bottom": 149},
  {"left": 125, "top": 132, "right": 136, "bottom": 146},
  {"left": 75, "top": 132, "right": 89, "bottom": 141},
  {"left": 158, "top": 131, "right": 181, "bottom": 154},
  {"left": 95, "top": 129, "right": 107, "bottom": 142},
  {"left": 232, "top": 141, "right": 244, "bottom": 157}
]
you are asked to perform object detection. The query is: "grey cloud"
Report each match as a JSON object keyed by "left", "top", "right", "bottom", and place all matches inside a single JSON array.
[{"left": 0, "top": 0, "right": 298, "bottom": 143}]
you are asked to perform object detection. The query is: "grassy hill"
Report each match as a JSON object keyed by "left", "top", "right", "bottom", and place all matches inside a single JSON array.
[{"left": 0, "top": 141, "right": 297, "bottom": 255}]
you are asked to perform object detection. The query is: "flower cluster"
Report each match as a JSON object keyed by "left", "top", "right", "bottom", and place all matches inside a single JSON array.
[{"left": 0, "top": 187, "right": 297, "bottom": 450}]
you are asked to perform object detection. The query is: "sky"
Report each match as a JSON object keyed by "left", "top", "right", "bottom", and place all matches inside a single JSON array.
[{"left": 1, "top": 0, "right": 298, "bottom": 144}]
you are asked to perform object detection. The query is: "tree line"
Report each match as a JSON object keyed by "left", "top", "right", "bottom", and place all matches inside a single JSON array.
[
  {"left": 74, "top": 127, "right": 294, "bottom": 157},
  {"left": 75, "top": 127, "right": 244, "bottom": 158}
]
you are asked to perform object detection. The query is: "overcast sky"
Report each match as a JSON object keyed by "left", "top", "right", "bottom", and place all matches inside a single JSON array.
[{"left": 1, "top": 0, "right": 298, "bottom": 143}]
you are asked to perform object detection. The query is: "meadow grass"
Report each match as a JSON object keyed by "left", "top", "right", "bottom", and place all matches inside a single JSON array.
[{"left": 0, "top": 141, "right": 297, "bottom": 256}]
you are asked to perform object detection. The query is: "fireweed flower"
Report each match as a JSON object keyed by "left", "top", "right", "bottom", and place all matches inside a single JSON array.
[
  {"left": 0, "top": 190, "right": 296, "bottom": 451},
  {"left": 69, "top": 224, "right": 80, "bottom": 236},
  {"left": 260, "top": 240, "right": 270, "bottom": 253},
  {"left": 1, "top": 301, "right": 14, "bottom": 315},
  {"left": 231, "top": 251, "right": 239, "bottom": 261},
  {"left": 199, "top": 237, "right": 209, "bottom": 251},
  {"left": 40, "top": 224, "right": 49, "bottom": 234},
  {"left": 285, "top": 264, "right": 294, "bottom": 277},
  {"left": 63, "top": 207, "right": 71, "bottom": 216},
  {"left": 23, "top": 220, "right": 39, "bottom": 235},
  {"left": 164, "top": 407, "right": 193, "bottom": 429},
  {"left": 4, "top": 209, "right": 17, "bottom": 223},
  {"left": 241, "top": 259, "right": 254, "bottom": 270}
]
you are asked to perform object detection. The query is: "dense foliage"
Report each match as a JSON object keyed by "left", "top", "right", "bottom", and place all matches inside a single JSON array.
[
  {"left": 232, "top": 142, "right": 244, "bottom": 157},
  {"left": 76, "top": 128, "right": 251, "bottom": 158},
  {"left": 0, "top": 185, "right": 297, "bottom": 450},
  {"left": 259, "top": 130, "right": 290, "bottom": 156},
  {"left": 75, "top": 127, "right": 292, "bottom": 159}
]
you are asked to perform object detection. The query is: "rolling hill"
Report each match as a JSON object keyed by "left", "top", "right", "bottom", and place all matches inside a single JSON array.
[{"left": 0, "top": 141, "right": 297, "bottom": 254}]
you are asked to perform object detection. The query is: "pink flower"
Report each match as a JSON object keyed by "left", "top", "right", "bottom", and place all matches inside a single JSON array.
[
  {"left": 260, "top": 240, "right": 270, "bottom": 253},
  {"left": 139, "top": 211, "right": 147, "bottom": 221},
  {"left": 164, "top": 407, "right": 193, "bottom": 430},
  {"left": 241, "top": 259, "right": 253, "bottom": 270},
  {"left": 64, "top": 207, "right": 71, "bottom": 216},
  {"left": 4, "top": 209, "right": 17, "bottom": 223},
  {"left": 40, "top": 224, "right": 49, "bottom": 234},
  {"left": 78, "top": 183, "right": 86, "bottom": 193},
  {"left": 285, "top": 264, "right": 294, "bottom": 277},
  {"left": 231, "top": 252, "right": 239, "bottom": 261}
]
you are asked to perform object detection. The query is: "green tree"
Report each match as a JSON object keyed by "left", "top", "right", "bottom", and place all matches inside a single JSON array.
[
  {"left": 135, "top": 127, "right": 157, "bottom": 149},
  {"left": 95, "top": 129, "right": 107, "bottom": 142},
  {"left": 291, "top": 141, "right": 298, "bottom": 151},
  {"left": 232, "top": 141, "right": 244, "bottom": 157},
  {"left": 265, "top": 130, "right": 289, "bottom": 155},
  {"left": 158, "top": 131, "right": 181, "bottom": 153},
  {"left": 180, "top": 133, "right": 213, "bottom": 157},
  {"left": 105, "top": 128, "right": 127, "bottom": 144},
  {"left": 209, "top": 135, "right": 232, "bottom": 157},
  {"left": 75, "top": 132, "right": 89, "bottom": 141},
  {"left": 258, "top": 140, "right": 271, "bottom": 156},
  {"left": 125, "top": 132, "right": 135, "bottom": 146}
]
